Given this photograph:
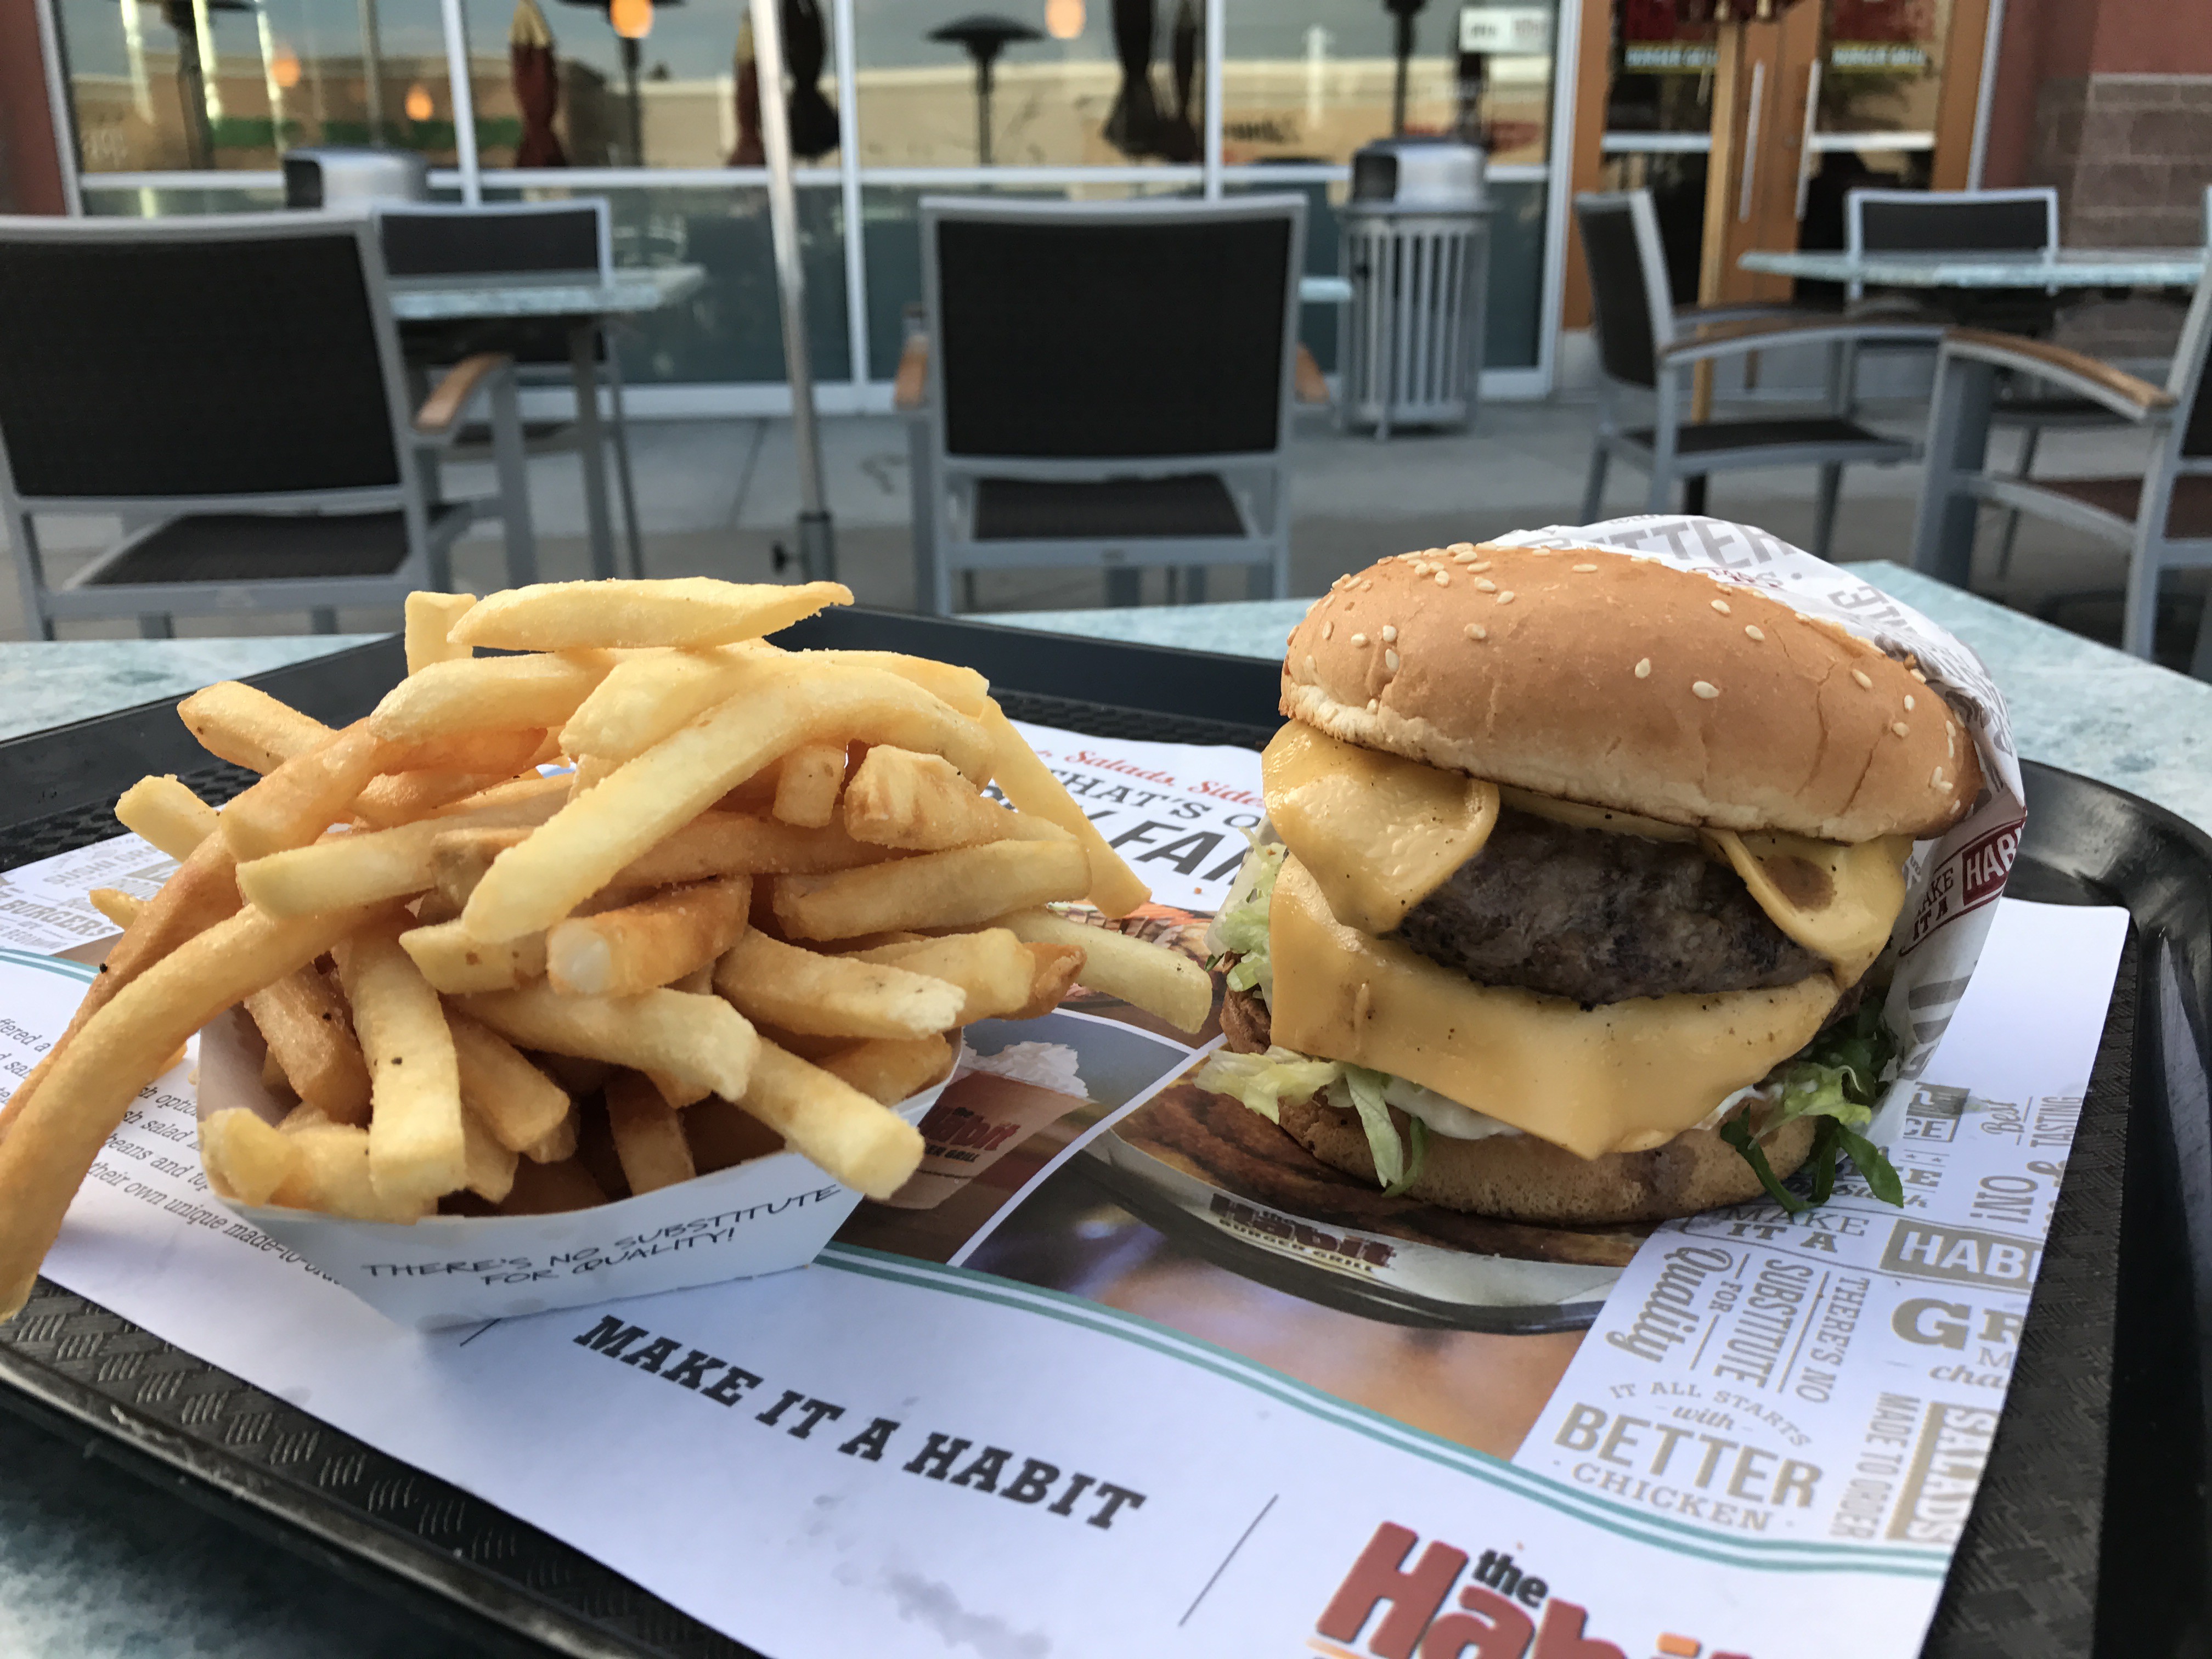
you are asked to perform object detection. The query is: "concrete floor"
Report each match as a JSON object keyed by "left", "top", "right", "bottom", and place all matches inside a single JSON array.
[{"left": 6, "top": 397, "right": 2203, "bottom": 670}]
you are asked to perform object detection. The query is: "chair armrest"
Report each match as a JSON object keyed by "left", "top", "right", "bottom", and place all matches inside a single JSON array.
[
  {"left": 893, "top": 335, "right": 928, "bottom": 411},
  {"left": 414, "top": 353, "right": 511, "bottom": 438},
  {"left": 1943, "top": 326, "right": 2175, "bottom": 421},
  {"left": 1660, "top": 315, "right": 1944, "bottom": 366}
]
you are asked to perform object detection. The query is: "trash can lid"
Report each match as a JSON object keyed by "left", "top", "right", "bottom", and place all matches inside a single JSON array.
[{"left": 1348, "top": 136, "right": 1489, "bottom": 212}]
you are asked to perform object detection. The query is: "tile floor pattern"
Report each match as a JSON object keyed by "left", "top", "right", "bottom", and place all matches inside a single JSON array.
[{"left": 4, "top": 399, "right": 2203, "bottom": 669}]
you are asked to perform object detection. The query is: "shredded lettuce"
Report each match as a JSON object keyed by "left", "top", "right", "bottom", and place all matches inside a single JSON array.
[
  {"left": 1205, "top": 840, "right": 1285, "bottom": 1000},
  {"left": 1722, "top": 1000, "right": 1905, "bottom": 1212},
  {"left": 1189, "top": 1046, "right": 1423, "bottom": 1194},
  {"left": 1189, "top": 1046, "right": 1342, "bottom": 1127}
]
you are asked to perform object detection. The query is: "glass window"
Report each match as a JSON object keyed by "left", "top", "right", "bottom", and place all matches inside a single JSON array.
[
  {"left": 461, "top": 0, "right": 841, "bottom": 171},
  {"left": 1221, "top": 0, "right": 1555, "bottom": 168},
  {"left": 851, "top": 0, "right": 1197, "bottom": 170},
  {"left": 59, "top": 0, "right": 465, "bottom": 171},
  {"left": 511, "top": 184, "right": 853, "bottom": 382},
  {"left": 1604, "top": 2, "right": 1716, "bottom": 136}
]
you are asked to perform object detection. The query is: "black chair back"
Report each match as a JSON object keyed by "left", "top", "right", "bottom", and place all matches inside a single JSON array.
[
  {"left": 377, "top": 202, "right": 608, "bottom": 279},
  {"left": 0, "top": 218, "right": 403, "bottom": 501},
  {"left": 1573, "top": 193, "right": 1662, "bottom": 390},
  {"left": 1848, "top": 189, "right": 2057, "bottom": 256},
  {"left": 924, "top": 198, "right": 1301, "bottom": 460}
]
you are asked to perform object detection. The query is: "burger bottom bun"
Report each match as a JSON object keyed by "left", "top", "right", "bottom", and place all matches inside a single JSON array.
[{"left": 1277, "top": 1096, "right": 1818, "bottom": 1226}]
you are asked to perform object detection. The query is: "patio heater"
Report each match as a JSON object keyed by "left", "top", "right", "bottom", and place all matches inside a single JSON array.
[
  {"left": 143, "top": 0, "right": 252, "bottom": 169},
  {"left": 928, "top": 15, "right": 1042, "bottom": 166},
  {"left": 1381, "top": 0, "right": 1427, "bottom": 135},
  {"left": 557, "top": 0, "right": 682, "bottom": 166}
]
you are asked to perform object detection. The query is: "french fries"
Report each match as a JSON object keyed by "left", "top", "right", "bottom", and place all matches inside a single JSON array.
[
  {"left": 714, "top": 930, "right": 966, "bottom": 1040},
  {"left": 114, "top": 775, "right": 221, "bottom": 861},
  {"left": 88, "top": 888, "right": 143, "bottom": 930},
  {"left": 245, "top": 966, "right": 373, "bottom": 1125},
  {"left": 994, "top": 906, "right": 1213, "bottom": 1033},
  {"left": 0, "top": 574, "right": 1205, "bottom": 1293},
  {"left": 177, "top": 681, "right": 331, "bottom": 774},
  {"left": 774, "top": 840, "right": 1088, "bottom": 941},
  {"left": 405, "top": 591, "right": 477, "bottom": 674}
]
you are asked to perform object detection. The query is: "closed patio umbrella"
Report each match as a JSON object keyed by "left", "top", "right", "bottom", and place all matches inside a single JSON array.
[
  {"left": 510, "top": 0, "right": 567, "bottom": 166},
  {"left": 1102, "top": 0, "right": 1159, "bottom": 159},
  {"left": 782, "top": 0, "right": 839, "bottom": 161}
]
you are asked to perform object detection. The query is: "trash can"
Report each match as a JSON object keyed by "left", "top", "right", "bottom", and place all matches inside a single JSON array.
[
  {"left": 281, "top": 148, "right": 430, "bottom": 211},
  {"left": 1340, "top": 136, "right": 1492, "bottom": 437}
]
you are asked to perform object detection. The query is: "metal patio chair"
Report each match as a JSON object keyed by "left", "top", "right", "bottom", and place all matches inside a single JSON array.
[
  {"left": 374, "top": 199, "right": 643, "bottom": 579},
  {"left": 1574, "top": 190, "right": 1940, "bottom": 558},
  {"left": 0, "top": 212, "right": 534, "bottom": 640},
  {"left": 1914, "top": 270, "right": 2212, "bottom": 679},
  {"left": 905, "top": 194, "right": 1305, "bottom": 616}
]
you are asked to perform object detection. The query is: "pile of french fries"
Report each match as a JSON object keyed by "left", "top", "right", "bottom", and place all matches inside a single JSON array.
[{"left": 0, "top": 578, "right": 1212, "bottom": 1319}]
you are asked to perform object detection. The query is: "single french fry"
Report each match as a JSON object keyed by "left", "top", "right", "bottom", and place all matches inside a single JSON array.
[
  {"left": 453, "top": 577, "right": 852, "bottom": 651},
  {"left": 245, "top": 966, "right": 373, "bottom": 1125},
  {"left": 200, "top": 1108, "right": 298, "bottom": 1206},
  {"left": 774, "top": 840, "right": 1088, "bottom": 942},
  {"left": 336, "top": 918, "right": 466, "bottom": 1206},
  {"left": 368, "top": 651, "right": 620, "bottom": 744},
  {"left": 114, "top": 775, "right": 221, "bottom": 862},
  {"left": 386, "top": 727, "right": 549, "bottom": 777},
  {"left": 545, "top": 875, "right": 752, "bottom": 998},
  {"left": 994, "top": 907, "right": 1211, "bottom": 1033},
  {"left": 749, "top": 1022, "right": 849, "bottom": 1062},
  {"left": 772, "top": 742, "right": 847, "bottom": 828},
  {"left": 456, "top": 984, "right": 759, "bottom": 1101},
  {"left": 0, "top": 898, "right": 375, "bottom": 1314},
  {"left": 278, "top": 1102, "right": 331, "bottom": 1135},
  {"left": 738, "top": 1041, "right": 924, "bottom": 1200},
  {"left": 842, "top": 746, "right": 1071, "bottom": 852},
  {"left": 816, "top": 1034, "right": 956, "bottom": 1107},
  {"left": 222, "top": 723, "right": 397, "bottom": 863},
  {"left": 796, "top": 651, "right": 989, "bottom": 718},
  {"left": 177, "top": 681, "right": 332, "bottom": 775},
  {"left": 559, "top": 642, "right": 774, "bottom": 763},
  {"left": 713, "top": 930, "right": 966, "bottom": 1040},
  {"left": 351, "top": 769, "right": 520, "bottom": 830},
  {"left": 87, "top": 888, "right": 144, "bottom": 930},
  {"left": 236, "top": 778, "right": 566, "bottom": 918},
  {"left": 648, "top": 1071, "right": 711, "bottom": 1109},
  {"left": 0, "top": 834, "right": 242, "bottom": 1149},
  {"left": 268, "top": 1120, "right": 433, "bottom": 1222},
  {"left": 460, "top": 664, "right": 992, "bottom": 943},
  {"left": 460, "top": 1103, "right": 519, "bottom": 1203},
  {"left": 568, "top": 754, "right": 617, "bottom": 797},
  {"left": 605, "top": 1069, "right": 697, "bottom": 1194},
  {"left": 405, "top": 591, "right": 477, "bottom": 675},
  {"left": 399, "top": 917, "right": 547, "bottom": 994},
  {"left": 612, "top": 811, "right": 892, "bottom": 888},
  {"left": 498, "top": 1155, "right": 605, "bottom": 1214},
  {"left": 1004, "top": 942, "right": 1088, "bottom": 1022},
  {"left": 847, "top": 930, "right": 1034, "bottom": 1023},
  {"left": 981, "top": 699, "right": 1149, "bottom": 918},
  {"left": 522, "top": 1103, "right": 580, "bottom": 1164},
  {"left": 446, "top": 1010, "right": 571, "bottom": 1153}
]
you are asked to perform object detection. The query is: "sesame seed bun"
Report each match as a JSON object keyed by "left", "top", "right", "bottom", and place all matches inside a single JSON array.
[
  {"left": 1282, "top": 545, "right": 1979, "bottom": 843},
  {"left": 1277, "top": 1092, "right": 1819, "bottom": 1226}
]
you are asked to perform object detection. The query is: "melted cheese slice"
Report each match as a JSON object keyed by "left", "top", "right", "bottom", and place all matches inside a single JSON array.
[
  {"left": 1267, "top": 855, "right": 1839, "bottom": 1160},
  {"left": 1497, "top": 785, "right": 1699, "bottom": 843},
  {"left": 1707, "top": 830, "right": 1913, "bottom": 986},
  {"left": 1262, "top": 723, "right": 1498, "bottom": 934}
]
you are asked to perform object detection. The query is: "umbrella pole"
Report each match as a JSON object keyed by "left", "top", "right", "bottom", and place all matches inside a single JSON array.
[
  {"left": 749, "top": 0, "right": 836, "bottom": 582},
  {"left": 1691, "top": 16, "right": 1745, "bottom": 427}
]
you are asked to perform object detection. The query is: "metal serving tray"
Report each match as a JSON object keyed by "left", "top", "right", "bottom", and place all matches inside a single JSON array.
[{"left": 0, "top": 612, "right": 2203, "bottom": 1659}]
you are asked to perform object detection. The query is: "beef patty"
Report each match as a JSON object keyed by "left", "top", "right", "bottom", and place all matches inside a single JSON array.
[{"left": 1387, "top": 809, "right": 1825, "bottom": 1004}]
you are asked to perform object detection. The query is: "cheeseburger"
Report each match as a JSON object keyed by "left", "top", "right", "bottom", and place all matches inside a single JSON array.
[{"left": 1197, "top": 544, "right": 1982, "bottom": 1225}]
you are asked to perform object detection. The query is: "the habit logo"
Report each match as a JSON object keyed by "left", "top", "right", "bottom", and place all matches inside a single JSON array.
[{"left": 1309, "top": 1522, "right": 1751, "bottom": 1659}]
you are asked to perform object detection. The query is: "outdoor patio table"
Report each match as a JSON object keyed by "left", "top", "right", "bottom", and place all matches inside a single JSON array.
[
  {"left": 1737, "top": 247, "right": 2208, "bottom": 292},
  {"left": 387, "top": 266, "right": 707, "bottom": 580},
  {"left": 2, "top": 560, "right": 2210, "bottom": 1652}
]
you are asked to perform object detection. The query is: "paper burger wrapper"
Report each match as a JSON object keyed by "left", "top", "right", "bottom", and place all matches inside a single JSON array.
[
  {"left": 194, "top": 1008, "right": 951, "bottom": 1330},
  {"left": 1497, "top": 517, "right": 2025, "bottom": 1105}
]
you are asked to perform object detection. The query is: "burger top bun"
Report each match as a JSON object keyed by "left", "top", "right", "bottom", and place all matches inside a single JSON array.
[{"left": 1280, "top": 544, "right": 1981, "bottom": 843}]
